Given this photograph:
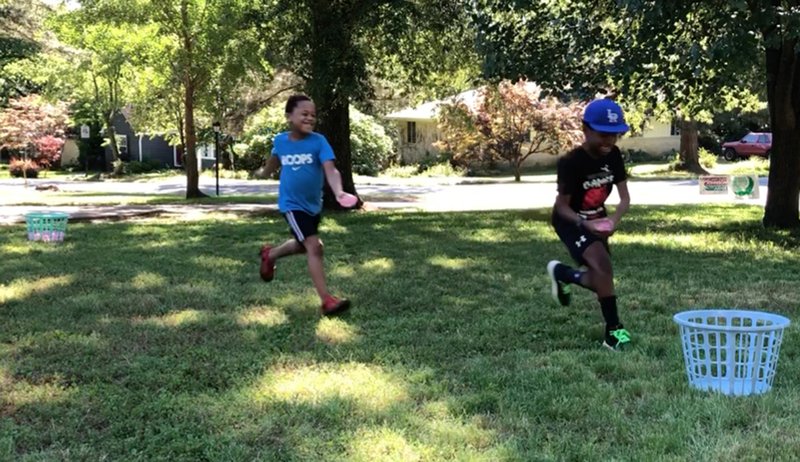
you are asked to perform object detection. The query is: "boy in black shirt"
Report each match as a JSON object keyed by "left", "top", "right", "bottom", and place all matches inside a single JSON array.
[{"left": 547, "top": 98, "right": 631, "bottom": 351}]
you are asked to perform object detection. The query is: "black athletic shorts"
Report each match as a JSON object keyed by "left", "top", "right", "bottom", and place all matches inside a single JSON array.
[
  {"left": 283, "top": 210, "right": 321, "bottom": 243},
  {"left": 552, "top": 217, "right": 609, "bottom": 265}
]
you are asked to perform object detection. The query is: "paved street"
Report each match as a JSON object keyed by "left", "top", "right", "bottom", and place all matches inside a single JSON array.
[{"left": 0, "top": 175, "right": 769, "bottom": 224}]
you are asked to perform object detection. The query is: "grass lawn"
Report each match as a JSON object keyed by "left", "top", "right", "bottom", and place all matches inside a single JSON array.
[{"left": 1, "top": 206, "right": 799, "bottom": 460}]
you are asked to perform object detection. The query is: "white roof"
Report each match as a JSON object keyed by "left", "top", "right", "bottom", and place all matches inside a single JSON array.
[
  {"left": 385, "top": 89, "right": 481, "bottom": 121},
  {"left": 385, "top": 82, "right": 542, "bottom": 121}
]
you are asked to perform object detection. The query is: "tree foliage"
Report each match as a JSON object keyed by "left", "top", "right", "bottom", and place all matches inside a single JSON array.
[
  {"left": 258, "top": 0, "right": 480, "bottom": 206},
  {"left": 473, "top": 0, "right": 800, "bottom": 228},
  {"left": 437, "top": 80, "right": 583, "bottom": 181},
  {"left": 0, "top": 0, "right": 51, "bottom": 106},
  {"left": 0, "top": 95, "right": 69, "bottom": 180}
]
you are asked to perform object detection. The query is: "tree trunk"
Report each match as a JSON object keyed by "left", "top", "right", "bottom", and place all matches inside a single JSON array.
[
  {"left": 762, "top": 37, "right": 800, "bottom": 229},
  {"left": 179, "top": 0, "right": 203, "bottom": 199},
  {"left": 514, "top": 160, "right": 521, "bottom": 182},
  {"left": 183, "top": 78, "right": 204, "bottom": 198},
  {"left": 315, "top": 93, "right": 358, "bottom": 209},
  {"left": 308, "top": 1, "right": 359, "bottom": 210},
  {"left": 679, "top": 119, "right": 706, "bottom": 175}
]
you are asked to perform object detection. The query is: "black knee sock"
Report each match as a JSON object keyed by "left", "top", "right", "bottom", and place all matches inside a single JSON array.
[
  {"left": 554, "top": 263, "right": 586, "bottom": 286},
  {"left": 599, "top": 296, "right": 620, "bottom": 329}
]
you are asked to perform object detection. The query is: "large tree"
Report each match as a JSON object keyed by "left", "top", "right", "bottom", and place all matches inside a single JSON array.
[
  {"left": 259, "top": 0, "right": 480, "bottom": 207},
  {"left": 74, "top": 0, "right": 268, "bottom": 198},
  {"left": 48, "top": 15, "right": 159, "bottom": 167}
]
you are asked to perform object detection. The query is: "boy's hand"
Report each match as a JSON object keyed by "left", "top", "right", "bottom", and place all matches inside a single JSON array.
[
  {"left": 586, "top": 218, "right": 615, "bottom": 236},
  {"left": 336, "top": 192, "right": 358, "bottom": 208}
]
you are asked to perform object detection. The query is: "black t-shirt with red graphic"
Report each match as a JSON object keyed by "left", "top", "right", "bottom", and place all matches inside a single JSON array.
[{"left": 552, "top": 145, "right": 627, "bottom": 225}]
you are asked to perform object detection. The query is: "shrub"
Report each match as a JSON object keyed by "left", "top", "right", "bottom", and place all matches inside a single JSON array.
[
  {"left": 9, "top": 157, "right": 40, "bottom": 178},
  {"left": 418, "top": 162, "right": 466, "bottom": 177},
  {"left": 699, "top": 147, "right": 717, "bottom": 168},
  {"left": 237, "top": 135, "right": 271, "bottom": 172},
  {"left": 622, "top": 148, "right": 653, "bottom": 164},
  {"left": 240, "top": 104, "right": 395, "bottom": 176},
  {"left": 381, "top": 164, "right": 419, "bottom": 178},
  {"left": 33, "top": 135, "right": 65, "bottom": 169},
  {"left": 350, "top": 110, "right": 394, "bottom": 176}
]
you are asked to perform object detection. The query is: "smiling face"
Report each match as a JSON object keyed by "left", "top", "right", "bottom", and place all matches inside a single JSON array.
[
  {"left": 583, "top": 125, "right": 620, "bottom": 157},
  {"left": 286, "top": 100, "right": 316, "bottom": 137}
]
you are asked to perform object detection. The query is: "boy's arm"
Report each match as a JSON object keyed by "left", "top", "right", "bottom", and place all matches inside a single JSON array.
[
  {"left": 322, "top": 160, "right": 346, "bottom": 198},
  {"left": 263, "top": 155, "right": 281, "bottom": 178},
  {"left": 609, "top": 180, "right": 630, "bottom": 225},
  {"left": 554, "top": 193, "right": 582, "bottom": 226}
]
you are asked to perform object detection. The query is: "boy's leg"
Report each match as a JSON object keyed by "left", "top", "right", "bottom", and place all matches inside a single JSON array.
[
  {"left": 280, "top": 210, "right": 350, "bottom": 315},
  {"left": 270, "top": 239, "right": 305, "bottom": 260},
  {"left": 547, "top": 221, "right": 595, "bottom": 305},
  {"left": 582, "top": 242, "right": 630, "bottom": 350},
  {"left": 260, "top": 236, "right": 305, "bottom": 282},
  {"left": 304, "top": 235, "right": 351, "bottom": 315}
]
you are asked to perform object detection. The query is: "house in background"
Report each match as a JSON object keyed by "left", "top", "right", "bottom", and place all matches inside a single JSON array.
[
  {"left": 103, "top": 112, "right": 183, "bottom": 168},
  {"left": 385, "top": 89, "right": 680, "bottom": 167},
  {"left": 60, "top": 111, "right": 222, "bottom": 171}
]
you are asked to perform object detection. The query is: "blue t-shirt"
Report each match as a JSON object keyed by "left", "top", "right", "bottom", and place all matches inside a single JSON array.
[{"left": 271, "top": 131, "right": 335, "bottom": 215}]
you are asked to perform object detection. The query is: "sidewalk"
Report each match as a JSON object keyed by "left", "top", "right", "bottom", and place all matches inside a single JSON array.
[{"left": 0, "top": 175, "right": 769, "bottom": 225}]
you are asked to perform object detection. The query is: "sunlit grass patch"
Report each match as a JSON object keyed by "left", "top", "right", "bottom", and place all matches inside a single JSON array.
[
  {"left": 255, "top": 363, "right": 409, "bottom": 412},
  {"left": 0, "top": 275, "right": 73, "bottom": 304},
  {"left": 134, "top": 309, "right": 208, "bottom": 327},
  {"left": 315, "top": 317, "right": 359, "bottom": 345},
  {"left": 236, "top": 306, "right": 288, "bottom": 327},
  {"left": 347, "top": 427, "right": 421, "bottom": 462},
  {"left": 429, "top": 255, "right": 477, "bottom": 270},
  {"left": 130, "top": 271, "right": 167, "bottom": 290},
  {"left": 360, "top": 257, "right": 395, "bottom": 273}
]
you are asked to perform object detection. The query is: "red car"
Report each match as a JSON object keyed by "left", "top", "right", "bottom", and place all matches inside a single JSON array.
[{"left": 722, "top": 132, "right": 771, "bottom": 161}]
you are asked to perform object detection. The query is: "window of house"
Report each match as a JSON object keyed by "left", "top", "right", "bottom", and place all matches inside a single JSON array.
[
  {"left": 112, "top": 134, "right": 129, "bottom": 160},
  {"left": 406, "top": 121, "right": 417, "bottom": 144},
  {"left": 670, "top": 120, "right": 681, "bottom": 136}
]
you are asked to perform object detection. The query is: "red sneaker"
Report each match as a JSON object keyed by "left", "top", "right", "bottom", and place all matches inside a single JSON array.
[
  {"left": 321, "top": 295, "right": 351, "bottom": 316},
  {"left": 259, "top": 245, "right": 275, "bottom": 282}
]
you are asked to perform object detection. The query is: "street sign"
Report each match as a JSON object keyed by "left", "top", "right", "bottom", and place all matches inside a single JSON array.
[{"left": 80, "top": 125, "right": 90, "bottom": 139}]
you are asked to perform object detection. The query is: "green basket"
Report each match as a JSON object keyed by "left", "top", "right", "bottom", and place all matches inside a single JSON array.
[{"left": 25, "top": 212, "right": 70, "bottom": 242}]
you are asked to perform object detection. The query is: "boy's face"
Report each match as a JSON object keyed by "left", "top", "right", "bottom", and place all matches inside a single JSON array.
[
  {"left": 287, "top": 100, "right": 316, "bottom": 134},
  {"left": 583, "top": 126, "right": 620, "bottom": 157}
]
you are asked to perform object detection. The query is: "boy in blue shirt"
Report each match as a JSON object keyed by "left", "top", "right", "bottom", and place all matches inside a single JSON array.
[{"left": 260, "top": 94, "right": 355, "bottom": 315}]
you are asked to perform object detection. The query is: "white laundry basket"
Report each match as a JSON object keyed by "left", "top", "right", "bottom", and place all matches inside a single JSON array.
[{"left": 673, "top": 309, "right": 790, "bottom": 396}]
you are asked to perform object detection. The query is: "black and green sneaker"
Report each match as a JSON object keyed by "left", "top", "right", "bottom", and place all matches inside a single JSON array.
[
  {"left": 603, "top": 327, "right": 631, "bottom": 351},
  {"left": 546, "top": 260, "right": 571, "bottom": 306}
]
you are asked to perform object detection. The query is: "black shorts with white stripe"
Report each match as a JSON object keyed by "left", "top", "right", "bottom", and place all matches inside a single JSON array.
[
  {"left": 283, "top": 210, "right": 321, "bottom": 243},
  {"left": 552, "top": 216, "right": 609, "bottom": 265}
]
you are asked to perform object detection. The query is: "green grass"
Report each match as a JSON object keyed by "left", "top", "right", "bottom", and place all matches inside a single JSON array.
[{"left": 2, "top": 206, "right": 800, "bottom": 460}]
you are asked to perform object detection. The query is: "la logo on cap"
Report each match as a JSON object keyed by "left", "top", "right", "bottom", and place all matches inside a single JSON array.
[{"left": 607, "top": 109, "right": 618, "bottom": 124}]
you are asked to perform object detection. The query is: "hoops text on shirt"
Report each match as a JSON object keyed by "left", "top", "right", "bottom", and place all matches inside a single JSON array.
[{"left": 281, "top": 154, "right": 314, "bottom": 166}]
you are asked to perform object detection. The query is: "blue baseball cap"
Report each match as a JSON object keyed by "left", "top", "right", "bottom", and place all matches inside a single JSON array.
[{"left": 583, "top": 99, "right": 630, "bottom": 134}]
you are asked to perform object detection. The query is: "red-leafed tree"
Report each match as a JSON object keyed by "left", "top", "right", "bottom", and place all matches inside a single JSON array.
[
  {"left": 0, "top": 95, "right": 69, "bottom": 182},
  {"left": 437, "top": 80, "right": 584, "bottom": 181},
  {"left": 33, "top": 135, "right": 65, "bottom": 169}
]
